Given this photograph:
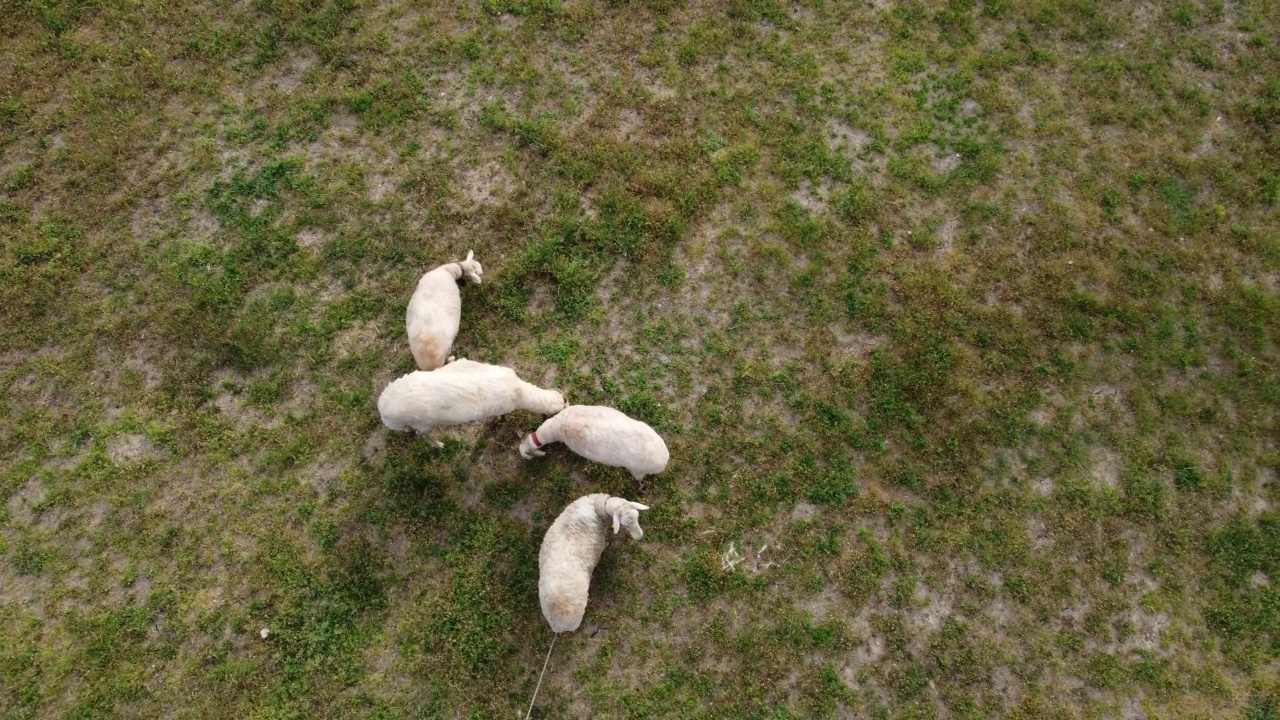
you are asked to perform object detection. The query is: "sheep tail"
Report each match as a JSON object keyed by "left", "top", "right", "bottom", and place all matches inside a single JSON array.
[{"left": 525, "top": 632, "right": 557, "bottom": 719}]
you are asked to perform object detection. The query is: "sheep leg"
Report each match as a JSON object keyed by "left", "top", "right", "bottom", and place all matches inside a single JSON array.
[
  {"left": 631, "top": 470, "right": 650, "bottom": 495},
  {"left": 415, "top": 426, "right": 444, "bottom": 448}
]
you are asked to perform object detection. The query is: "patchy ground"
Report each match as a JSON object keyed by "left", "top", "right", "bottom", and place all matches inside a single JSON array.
[{"left": 1, "top": 0, "right": 1278, "bottom": 717}]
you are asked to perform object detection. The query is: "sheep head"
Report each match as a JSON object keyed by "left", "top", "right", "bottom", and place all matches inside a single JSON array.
[
  {"left": 524, "top": 389, "right": 565, "bottom": 417},
  {"left": 604, "top": 497, "right": 650, "bottom": 539},
  {"left": 458, "top": 249, "right": 483, "bottom": 284},
  {"left": 518, "top": 432, "right": 545, "bottom": 460},
  {"left": 546, "top": 390, "right": 566, "bottom": 414}
]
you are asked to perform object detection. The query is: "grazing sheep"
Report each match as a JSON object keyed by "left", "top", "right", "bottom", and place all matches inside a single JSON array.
[
  {"left": 539, "top": 494, "right": 649, "bottom": 633},
  {"left": 406, "top": 250, "right": 483, "bottom": 370},
  {"left": 378, "top": 359, "right": 564, "bottom": 447},
  {"left": 520, "top": 405, "right": 669, "bottom": 481}
]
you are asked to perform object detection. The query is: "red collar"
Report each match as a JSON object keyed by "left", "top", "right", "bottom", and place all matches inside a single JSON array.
[{"left": 531, "top": 430, "right": 544, "bottom": 448}]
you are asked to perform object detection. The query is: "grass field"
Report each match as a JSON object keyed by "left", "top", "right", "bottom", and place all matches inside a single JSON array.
[{"left": 1, "top": 0, "right": 1278, "bottom": 717}]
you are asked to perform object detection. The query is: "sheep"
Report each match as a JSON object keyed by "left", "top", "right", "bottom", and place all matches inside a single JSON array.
[
  {"left": 406, "top": 250, "right": 483, "bottom": 370},
  {"left": 539, "top": 493, "right": 649, "bottom": 633},
  {"left": 377, "top": 358, "right": 564, "bottom": 447},
  {"left": 519, "top": 405, "right": 669, "bottom": 481}
]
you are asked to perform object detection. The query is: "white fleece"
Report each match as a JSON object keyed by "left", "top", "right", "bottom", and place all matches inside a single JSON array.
[
  {"left": 520, "top": 405, "right": 669, "bottom": 480},
  {"left": 538, "top": 494, "right": 648, "bottom": 633},
  {"left": 377, "top": 359, "right": 563, "bottom": 444},
  {"left": 406, "top": 251, "right": 482, "bottom": 370}
]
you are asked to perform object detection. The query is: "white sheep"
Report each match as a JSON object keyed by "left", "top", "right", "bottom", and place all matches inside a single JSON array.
[
  {"left": 406, "top": 250, "right": 483, "bottom": 370},
  {"left": 378, "top": 358, "right": 564, "bottom": 447},
  {"left": 519, "top": 405, "right": 669, "bottom": 481},
  {"left": 539, "top": 493, "right": 649, "bottom": 633}
]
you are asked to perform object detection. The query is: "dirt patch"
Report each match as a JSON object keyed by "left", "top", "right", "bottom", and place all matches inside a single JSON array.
[
  {"left": 1088, "top": 384, "right": 1122, "bottom": 402},
  {"left": 44, "top": 450, "right": 88, "bottom": 472},
  {"left": 331, "top": 112, "right": 357, "bottom": 133},
  {"left": 1090, "top": 446, "right": 1122, "bottom": 489},
  {"left": 826, "top": 119, "right": 871, "bottom": 155},
  {"left": 1118, "top": 605, "right": 1170, "bottom": 655},
  {"left": 297, "top": 228, "right": 324, "bottom": 250},
  {"left": 332, "top": 320, "right": 382, "bottom": 360},
  {"left": 130, "top": 195, "right": 172, "bottom": 239},
  {"left": 930, "top": 148, "right": 962, "bottom": 175},
  {"left": 455, "top": 160, "right": 515, "bottom": 207},
  {"left": 906, "top": 586, "right": 954, "bottom": 651},
  {"left": 107, "top": 433, "right": 160, "bottom": 465},
  {"left": 790, "top": 502, "right": 819, "bottom": 522},
  {"left": 645, "top": 80, "right": 676, "bottom": 100},
  {"left": 362, "top": 430, "right": 387, "bottom": 465},
  {"left": 841, "top": 610, "right": 885, "bottom": 686},
  {"left": 213, "top": 390, "right": 275, "bottom": 427},
  {"left": 258, "top": 52, "right": 316, "bottom": 95},
  {"left": 1243, "top": 490, "right": 1271, "bottom": 517},
  {"left": 85, "top": 501, "right": 110, "bottom": 532},
  {"left": 123, "top": 350, "right": 165, "bottom": 389},
  {"left": 991, "top": 665, "right": 1023, "bottom": 707},
  {"left": 368, "top": 174, "right": 395, "bottom": 203},
  {"left": 7, "top": 476, "right": 48, "bottom": 525},
  {"left": 107, "top": 574, "right": 153, "bottom": 608},
  {"left": 797, "top": 583, "right": 844, "bottom": 622},
  {"left": 791, "top": 180, "right": 830, "bottom": 213},
  {"left": 0, "top": 567, "right": 54, "bottom": 622},
  {"left": 1027, "top": 515, "right": 1053, "bottom": 551},
  {"left": 278, "top": 377, "right": 318, "bottom": 417},
  {"left": 300, "top": 455, "right": 350, "bottom": 501},
  {"left": 615, "top": 108, "right": 643, "bottom": 140},
  {"left": 935, "top": 217, "right": 959, "bottom": 255}
]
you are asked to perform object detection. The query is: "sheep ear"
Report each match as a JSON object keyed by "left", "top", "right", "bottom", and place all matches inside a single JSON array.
[
  {"left": 466, "top": 250, "right": 474, "bottom": 262},
  {"left": 629, "top": 502, "right": 650, "bottom": 511},
  {"left": 611, "top": 513, "right": 620, "bottom": 534}
]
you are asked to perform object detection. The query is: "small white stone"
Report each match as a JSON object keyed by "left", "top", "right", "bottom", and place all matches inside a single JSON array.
[{"left": 260, "top": 628, "right": 270, "bottom": 639}]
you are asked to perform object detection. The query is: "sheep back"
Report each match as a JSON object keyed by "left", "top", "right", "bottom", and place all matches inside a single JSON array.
[
  {"left": 550, "top": 406, "right": 669, "bottom": 477},
  {"left": 377, "top": 362, "right": 523, "bottom": 431},
  {"left": 538, "top": 495, "right": 612, "bottom": 633},
  {"left": 406, "top": 268, "right": 463, "bottom": 370}
]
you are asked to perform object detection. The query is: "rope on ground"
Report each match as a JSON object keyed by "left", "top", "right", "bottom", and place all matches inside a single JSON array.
[{"left": 526, "top": 632, "right": 557, "bottom": 720}]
